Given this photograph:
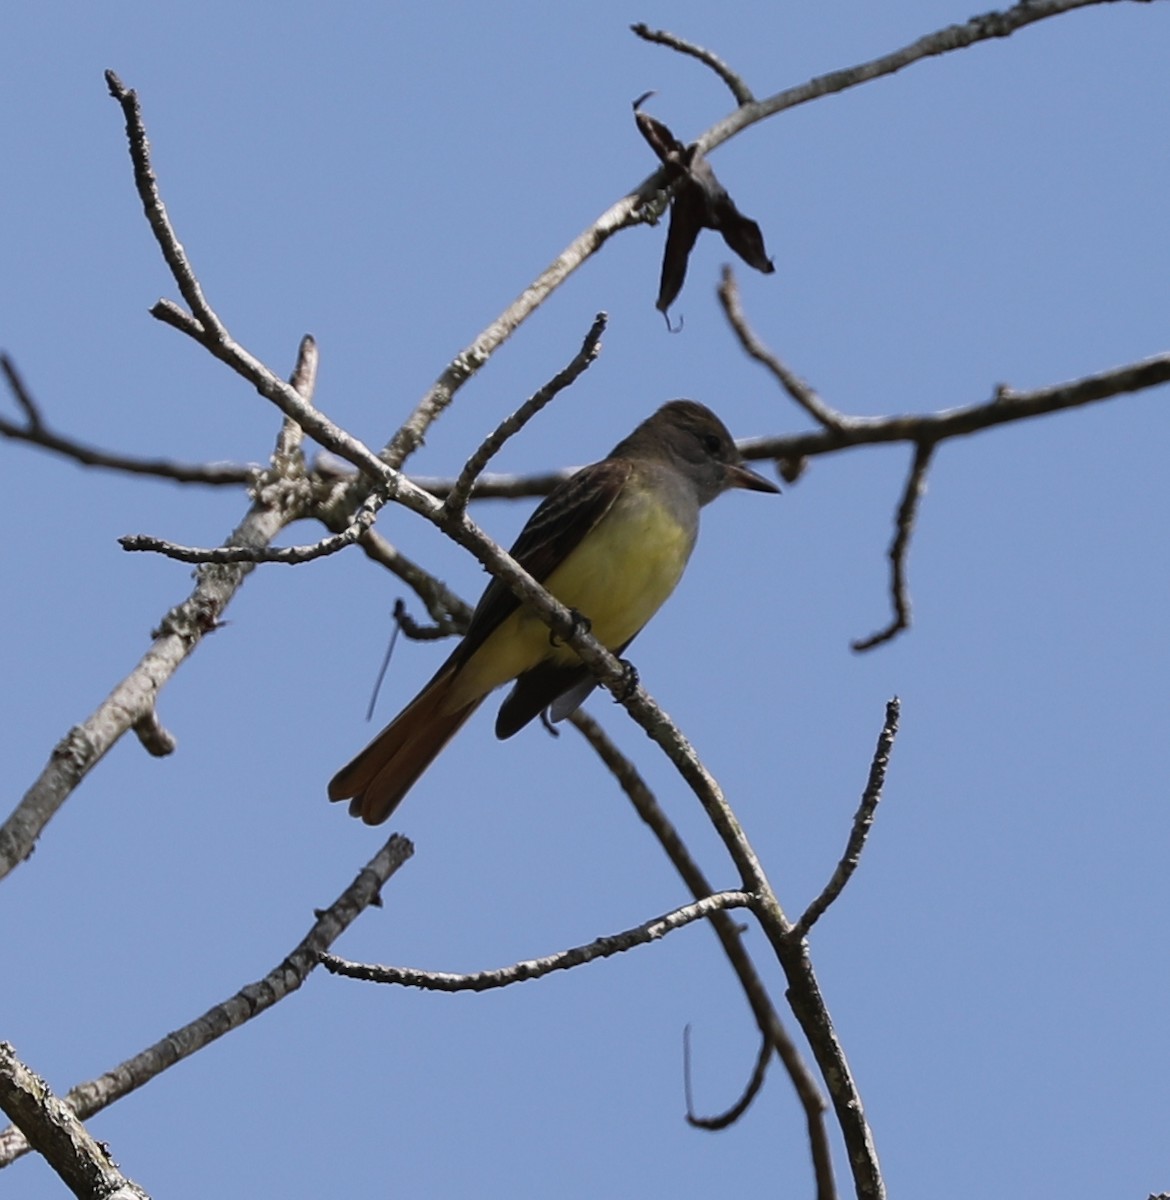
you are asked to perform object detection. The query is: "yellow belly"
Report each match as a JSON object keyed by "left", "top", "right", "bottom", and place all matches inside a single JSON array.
[{"left": 452, "top": 487, "right": 696, "bottom": 702}]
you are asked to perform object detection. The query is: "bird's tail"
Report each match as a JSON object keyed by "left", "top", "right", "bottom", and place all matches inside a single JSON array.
[{"left": 328, "top": 665, "right": 484, "bottom": 825}]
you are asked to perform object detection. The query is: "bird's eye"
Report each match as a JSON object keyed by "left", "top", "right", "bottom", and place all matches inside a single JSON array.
[{"left": 702, "top": 433, "right": 722, "bottom": 454}]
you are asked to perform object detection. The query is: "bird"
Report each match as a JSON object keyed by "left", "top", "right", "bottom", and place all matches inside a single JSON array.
[{"left": 328, "top": 399, "right": 779, "bottom": 825}]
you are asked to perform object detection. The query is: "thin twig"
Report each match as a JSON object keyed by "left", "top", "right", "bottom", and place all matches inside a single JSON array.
[
  {"left": 795, "top": 698, "right": 901, "bottom": 938},
  {"left": 321, "top": 891, "right": 754, "bottom": 991},
  {"left": 853, "top": 443, "right": 934, "bottom": 652},
  {"left": 1, "top": 354, "right": 44, "bottom": 429},
  {"left": 363, "top": 600, "right": 463, "bottom": 725},
  {"left": 131, "top": 710, "right": 176, "bottom": 758},
  {"left": 684, "top": 1029, "right": 771, "bottom": 1131},
  {"left": 119, "top": 504, "right": 378, "bottom": 565},
  {"left": 443, "top": 312, "right": 607, "bottom": 517},
  {"left": 630, "top": 23, "right": 756, "bottom": 106},
  {"left": 273, "top": 335, "right": 317, "bottom": 463},
  {"left": 0, "top": 1043, "right": 151, "bottom": 1199},
  {"left": 105, "top": 71, "right": 226, "bottom": 340},
  {"left": 717, "top": 267, "right": 846, "bottom": 431},
  {"left": 0, "top": 836, "right": 412, "bottom": 1168}
]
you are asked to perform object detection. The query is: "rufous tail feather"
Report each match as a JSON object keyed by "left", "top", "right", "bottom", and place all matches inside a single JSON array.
[{"left": 328, "top": 667, "right": 484, "bottom": 825}]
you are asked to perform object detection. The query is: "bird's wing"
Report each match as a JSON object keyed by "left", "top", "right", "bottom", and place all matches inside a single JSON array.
[{"left": 452, "top": 457, "right": 634, "bottom": 669}]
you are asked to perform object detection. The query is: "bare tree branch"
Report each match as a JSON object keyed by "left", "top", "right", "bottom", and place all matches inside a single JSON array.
[
  {"left": 321, "top": 891, "right": 754, "bottom": 991},
  {"left": 106, "top": 71, "right": 226, "bottom": 340},
  {"left": 796, "top": 699, "right": 901, "bottom": 938},
  {"left": 776, "top": 939, "right": 884, "bottom": 1200},
  {"left": 119, "top": 495, "right": 379, "bottom": 565},
  {"left": 631, "top": 23, "right": 755, "bottom": 106},
  {"left": 853, "top": 444, "right": 935, "bottom": 652},
  {"left": 94, "top": 74, "right": 789, "bottom": 931},
  {"left": 684, "top": 1028, "right": 771, "bottom": 1132},
  {"left": 0, "top": 835, "right": 413, "bottom": 1167},
  {"left": 1, "top": 353, "right": 44, "bottom": 428},
  {"left": 0, "top": 1043, "right": 150, "bottom": 1200},
  {"left": 443, "top": 312, "right": 607, "bottom": 517},
  {"left": 717, "top": 267, "right": 846, "bottom": 431}
]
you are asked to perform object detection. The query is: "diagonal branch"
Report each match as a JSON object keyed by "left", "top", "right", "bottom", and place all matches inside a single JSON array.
[
  {"left": 106, "top": 71, "right": 226, "bottom": 340},
  {"left": 443, "top": 312, "right": 607, "bottom": 518},
  {"left": 0, "top": 1043, "right": 150, "bottom": 1199},
  {"left": 0, "top": 835, "right": 412, "bottom": 1168},
  {"left": 796, "top": 698, "right": 901, "bottom": 938}
]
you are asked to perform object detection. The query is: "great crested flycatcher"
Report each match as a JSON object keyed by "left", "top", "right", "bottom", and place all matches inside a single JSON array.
[{"left": 329, "top": 399, "right": 779, "bottom": 825}]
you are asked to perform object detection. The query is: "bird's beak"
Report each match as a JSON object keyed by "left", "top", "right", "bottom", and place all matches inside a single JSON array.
[{"left": 726, "top": 461, "right": 781, "bottom": 494}]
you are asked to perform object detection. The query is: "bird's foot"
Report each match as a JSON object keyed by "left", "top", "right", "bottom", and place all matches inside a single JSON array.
[
  {"left": 613, "top": 659, "right": 640, "bottom": 702},
  {"left": 549, "top": 608, "right": 591, "bottom": 648}
]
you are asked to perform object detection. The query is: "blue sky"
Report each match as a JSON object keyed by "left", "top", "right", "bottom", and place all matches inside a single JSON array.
[{"left": 2, "top": 3, "right": 1169, "bottom": 1197}]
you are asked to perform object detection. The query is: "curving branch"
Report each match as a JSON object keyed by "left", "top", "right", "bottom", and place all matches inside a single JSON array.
[
  {"left": 630, "top": 24, "right": 755, "bottom": 106},
  {"left": 0, "top": 834, "right": 412, "bottom": 1168},
  {"left": 853, "top": 444, "right": 935, "bottom": 652},
  {"left": 321, "top": 891, "right": 754, "bottom": 992},
  {"left": 58, "top": 76, "right": 854, "bottom": 1181},
  {"left": 684, "top": 1028, "right": 771, "bottom": 1132},
  {"left": 106, "top": 72, "right": 225, "bottom": 340}
]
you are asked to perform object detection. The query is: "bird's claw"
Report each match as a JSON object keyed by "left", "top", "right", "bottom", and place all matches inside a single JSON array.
[
  {"left": 549, "top": 608, "right": 591, "bottom": 648},
  {"left": 613, "top": 659, "right": 639, "bottom": 702}
]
